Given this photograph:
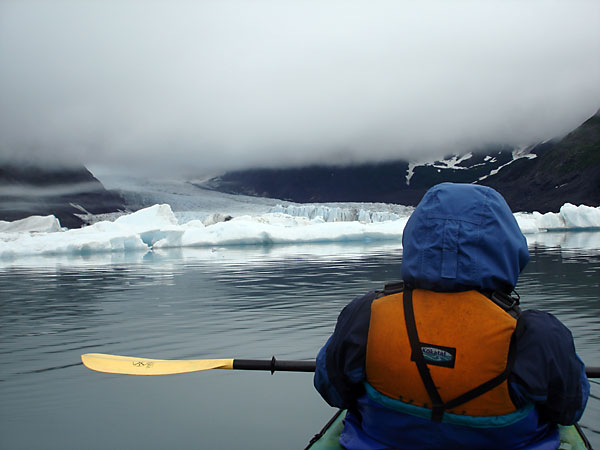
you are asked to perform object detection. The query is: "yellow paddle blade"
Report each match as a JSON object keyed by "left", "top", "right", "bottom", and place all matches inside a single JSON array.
[{"left": 81, "top": 353, "right": 234, "bottom": 375}]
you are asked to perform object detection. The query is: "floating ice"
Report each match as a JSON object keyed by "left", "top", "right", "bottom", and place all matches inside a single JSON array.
[
  {"left": 1, "top": 202, "right": 599, "bottom": 259},
  {"left": 0, "top": 215, "right": 63, "bottom": 233},
  {"left": 514, "top": 204, "right": 600, "bottom": 233},
  {"left": 559, "top": 204, "right": 600, "bottom": 229},
  {"left": 113, "top": 204, "right": 179, "bottom": 230}
]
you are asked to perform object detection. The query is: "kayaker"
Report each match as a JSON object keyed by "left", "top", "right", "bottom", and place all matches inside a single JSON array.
[{"left": 314, "top": 182, "right": 590, "bottom": 450}]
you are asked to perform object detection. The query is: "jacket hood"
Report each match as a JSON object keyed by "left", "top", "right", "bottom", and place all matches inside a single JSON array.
[{"left": 401, "top": 183, "right": 529, "bottom": 293}]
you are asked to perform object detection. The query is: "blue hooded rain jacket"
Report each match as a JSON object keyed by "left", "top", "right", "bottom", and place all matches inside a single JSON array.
[{"left": 314, "top": 183, "right": 589, "bottom": 450}]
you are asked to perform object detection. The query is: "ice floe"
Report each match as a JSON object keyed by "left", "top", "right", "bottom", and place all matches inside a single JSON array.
[
  {"left": 1, "top": 202, "right": 599, "bottom": 259},
  {"left": 0, "top": 215, "right": 63, "bottom": 233}
]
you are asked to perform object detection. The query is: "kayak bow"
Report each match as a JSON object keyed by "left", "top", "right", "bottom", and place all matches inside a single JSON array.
[{"left": 305, "top": 410, "right": 592, "bottom": 450}]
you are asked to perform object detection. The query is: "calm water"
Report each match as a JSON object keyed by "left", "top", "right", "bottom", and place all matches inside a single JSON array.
[{"left": 1, "top": 239, "right": 599, "bottom": 449}]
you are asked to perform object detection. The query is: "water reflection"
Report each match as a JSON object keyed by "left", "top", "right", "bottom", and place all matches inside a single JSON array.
[
  {"left": 526, "top": 230, "right": 600, "bottom": 256},
  {"left": 0, "top": 236, "right": 598, "bottom": 449}
]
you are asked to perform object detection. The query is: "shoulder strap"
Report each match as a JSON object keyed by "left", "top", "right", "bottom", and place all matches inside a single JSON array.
[
  {"left": 403, "top": 287, "right": 445, "bottom": 421},
  {"left": 403, "top": 287, "right": 519, "bottom": 422}
]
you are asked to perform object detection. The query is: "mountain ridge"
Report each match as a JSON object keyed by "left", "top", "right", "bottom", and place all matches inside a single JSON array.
[
  {"left": 207, "top": 111, "right": 600, "bottom": 213},
  {"left": 0, "top": 164, "right": 125, "bottom": 228},
  {"left": 479, "top": 112, "right": 600, "bottom": 212}
]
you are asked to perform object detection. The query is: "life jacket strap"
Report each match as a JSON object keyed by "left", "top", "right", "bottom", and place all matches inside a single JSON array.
[
  {"left": 402, "top": 286, "right": 519, "bottom": 422},
  {"left": 402, "top": 286, "right": 445, "bottom": 422},
  {"left": 443, "top": 319, "right": 520, "bottom": 411},
  {"left": 442, "top": 367, "right": 510, "bottom": 411}
]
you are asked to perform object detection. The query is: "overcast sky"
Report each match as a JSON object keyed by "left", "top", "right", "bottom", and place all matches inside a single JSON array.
[{"left": 1, "top": 0, "right": 599, "bottom": 176}]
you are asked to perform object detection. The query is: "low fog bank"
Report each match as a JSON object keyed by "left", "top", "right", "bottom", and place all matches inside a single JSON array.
[{"left": 1, "top": 0, "right": 599, "bottom": 176}]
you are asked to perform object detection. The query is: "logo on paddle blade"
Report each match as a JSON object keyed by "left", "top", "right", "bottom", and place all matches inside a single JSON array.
[{"left": 133, "top": 361, "right": 154, "bottom": 368}]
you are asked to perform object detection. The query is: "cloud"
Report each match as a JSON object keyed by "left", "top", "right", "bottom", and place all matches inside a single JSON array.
[{"left": 1, "top": 0, "right": 599, "bottom": 176}]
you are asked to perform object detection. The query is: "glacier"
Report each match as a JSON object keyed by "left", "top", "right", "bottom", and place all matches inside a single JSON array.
[{"left": 1, "top": 201, "right": 600, "bottom": 261}]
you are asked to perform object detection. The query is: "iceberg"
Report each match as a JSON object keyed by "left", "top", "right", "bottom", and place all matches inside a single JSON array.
[
  {"left": 514, "top": 204, "right": 600, "bottom": 233},
  {"left": 0, "top": 215, "right": 62, "bottom": 233},
  {"left": 558, "top": 204, "right": 600, "bottom": 229},
  {"left": 1, "top": 201, "right": 599, "bottom": 260}
]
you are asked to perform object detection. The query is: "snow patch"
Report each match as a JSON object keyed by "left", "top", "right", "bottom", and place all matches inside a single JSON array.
[
  {"left": 478, "top": 145, "right": 537, "bottom": 182},
  {"left": 406, "top": 162, "right": 417, "bottom": 185},
  {"left": 406, "top": 153, "right": 475, "bottom": 185},
  {"left": 432, "top": 152, "right": 474, "bottom": 170}
]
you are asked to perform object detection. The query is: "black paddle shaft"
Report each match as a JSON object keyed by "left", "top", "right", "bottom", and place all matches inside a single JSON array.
[
  {"left": 231, "top": 359, "right": 600, "bottom": 378},
  {"left": 586, "top": 366, "right": 600, "bottom": 378},
  {"left": 233, "top": 357, "right": 316, "bottom": 374}
]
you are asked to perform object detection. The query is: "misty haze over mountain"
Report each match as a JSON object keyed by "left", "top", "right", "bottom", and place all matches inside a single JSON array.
[{"left": 1, "top": 0, "right": 599, "bottom": 177}]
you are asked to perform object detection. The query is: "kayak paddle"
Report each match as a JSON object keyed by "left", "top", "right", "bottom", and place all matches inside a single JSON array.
[
  {"left": 81, "top": 353, "right": 599, "bottom": 378},
  {"left": 81, "top": 353, "right": 315, "bottom": 375}
]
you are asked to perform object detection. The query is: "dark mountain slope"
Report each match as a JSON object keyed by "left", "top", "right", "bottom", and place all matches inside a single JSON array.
[
  {"left": 210, "top": 161, "right": 410, "bottom": 203},
  {"left": 479, "top": 112, "right": 600, "bottom": 212},
  {"left": 207, "top": 147, "right": 532, "bottom": 208},
  {"left": 0, "top": 164, "right": 125, "bottom": 228},
  {"left": 207, "top": 145, "right": 516, "bottom": 206}
]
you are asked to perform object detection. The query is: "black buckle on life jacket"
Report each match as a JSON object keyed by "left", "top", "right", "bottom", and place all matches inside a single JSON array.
[
  {"left": 489, "top": 291, "right": 521, "bottom": 318},
  {"left": 378, "top": 281, "right": 404, "bottom": 297}
]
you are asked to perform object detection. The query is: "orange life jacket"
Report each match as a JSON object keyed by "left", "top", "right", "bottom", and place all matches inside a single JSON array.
[{"left": 365, "top": 286, "right": 518, "bottom": 421}]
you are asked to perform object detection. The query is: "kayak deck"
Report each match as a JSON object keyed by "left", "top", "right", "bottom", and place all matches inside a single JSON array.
[
  {"left": 305, "top": 410, "right": 592, "bottom": 450},
  {"left": 305, "top": 410, "right": 346, "bottom": 450}
]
